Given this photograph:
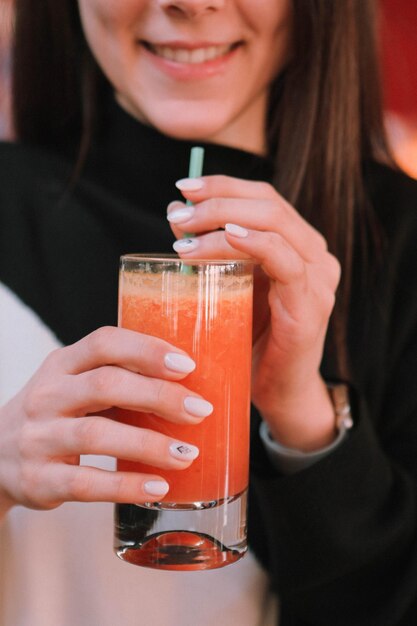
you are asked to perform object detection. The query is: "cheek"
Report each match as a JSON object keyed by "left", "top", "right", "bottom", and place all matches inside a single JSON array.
[
  {"left": 77, "top": 0, "right": 143, "bottom": 46},
  {"left": 238, "top": 0, "right": 292, "bottom": 24},
  {"left": 252, "top": 0, "right": 293, "bottom": 24},
  {"left": 244, "top": 0, "right": 293, "bottom": 55},
  {"left": 263, "top": 0, "right": 293, "bottom": 50},
  {"left": 77, "top": 0, "right": 144, "bottom": 80},
  {"left": 259, "top": 0, "right": 293, "bottom": 77},
  {"left": 238, "top": 0, "right": 293, "bottom": 63},
  {"left": 78, "top": 0, "right": 138, "bottom": 23}
]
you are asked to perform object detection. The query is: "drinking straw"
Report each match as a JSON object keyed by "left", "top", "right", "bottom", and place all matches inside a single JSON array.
[
  {"left": 179, "top": 147, "right": 204, "bottom": 274},
  {"left": 184, "top": 146, "right": 205, "bottom": 239}
]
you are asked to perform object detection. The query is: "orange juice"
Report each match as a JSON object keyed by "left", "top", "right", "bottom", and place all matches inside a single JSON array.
[{"left": 116, "top": 263, "right": 253, "bottom": 505}]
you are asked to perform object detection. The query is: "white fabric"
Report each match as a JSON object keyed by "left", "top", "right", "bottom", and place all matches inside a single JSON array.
[{"left": 0, "top": 283, "right": 278, "bottom": 626}]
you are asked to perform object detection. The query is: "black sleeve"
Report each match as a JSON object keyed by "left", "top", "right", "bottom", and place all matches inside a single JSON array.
[
  {"left": 247, "top": 172, "right": 417, "bottom": 626},
  {"left": 249, "top": 397, "right": 417, "bottom": 626}
]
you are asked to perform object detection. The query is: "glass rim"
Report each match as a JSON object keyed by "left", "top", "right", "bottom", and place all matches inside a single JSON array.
[{"left": 120, "top": 253, "right": 255, "bottom": 266}]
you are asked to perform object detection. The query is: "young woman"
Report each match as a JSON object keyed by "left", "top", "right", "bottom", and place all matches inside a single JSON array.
[{"left": 1, "top": 1, "right": 417, "bottom": 624}]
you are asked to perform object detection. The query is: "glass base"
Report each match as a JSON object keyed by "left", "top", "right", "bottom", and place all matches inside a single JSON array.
[{"left": 114, "top": 489, "right": 247, "bottom": 571}]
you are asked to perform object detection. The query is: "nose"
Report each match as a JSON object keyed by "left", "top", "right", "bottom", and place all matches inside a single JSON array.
[{"left": 158, "top": 0, "right": 225, "bottom": 19}]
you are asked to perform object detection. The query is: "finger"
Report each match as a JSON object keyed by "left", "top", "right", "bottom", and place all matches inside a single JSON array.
[
  {"left": 172, "top": 230, "right": 251, "bottom": 259},
  {"left": 172, "top": 224, "right": 338, "bottom": 293},
  {"left": 167, "top": 195, "right": 327, "bottom": 262},
  {"left": 224, "top": 224, "right": 338, "bottom": 316},
  {"left": 171, "top": 225, "right": 308, "bottom": 287},
  {"left": 224, "top": 224, "right": 306, "bottom": 285},
  {"left": 174, "top": 175, "right": 327, "bottom": 259},
  {"left": 225, "top": 224, "right": 340, "bottom": 301},
  {"left": 47, "top": 464, "right": 171, "bottom": 504},
  {"left": 42, "top": 326, "right": 196, "bottom": 378},
  {"left": 175, "top": 175, "right": 277, "bottom": 202},
  {"left": 55, "top": 367, "right": 213, "bottom": 422},
  {"left": 41, "top": 416, "right": 200, "bottom": 469}
]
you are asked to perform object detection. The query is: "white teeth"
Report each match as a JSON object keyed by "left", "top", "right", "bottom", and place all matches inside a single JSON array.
[
  {"left": 176, "top": 49, "right": 190, "bottom": 63},
  {"left": 162, "top": 48, "right": 176, "bottom": 61},
  {"left": 151, "top": 44, "right": 232, "bottom": 64},
  {"left": 189, "top": 48, "right": 206, "bottom": 64},
  {"left": 205, "top": 46, "right": 219, "bottom": 61}
]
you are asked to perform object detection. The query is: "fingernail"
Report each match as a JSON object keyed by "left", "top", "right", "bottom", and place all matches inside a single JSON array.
[
  {"left": 169, "top": 442, "right": 200, "bottom": 461},
  {"left": 173, "top": 238, "right": 199, "bottom": 253},
  {"left": 144, "top": 480, "right": 170, "bottom": 497},
  {"left": 164, "top": 353, "right": 196, "bottom": 374},
  {"left": 167, "top": 206, "right": 195, "bottom": 224},
  {"left": 225, "top": 223, "right": 249, "bottom": 238},
  {"left": 167, "top": 200, "right": 185, "bottom": 213},
  {"left": 184, "top": 396, "right": 214, "bottom": 418},
  {"left": 175, "top": 178, "right": 204, "bottom": 191}
]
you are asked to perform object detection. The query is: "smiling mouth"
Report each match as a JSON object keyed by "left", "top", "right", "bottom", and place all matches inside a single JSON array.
[{"left": 142, "top": 41, "right": 242, "bottom": 64}]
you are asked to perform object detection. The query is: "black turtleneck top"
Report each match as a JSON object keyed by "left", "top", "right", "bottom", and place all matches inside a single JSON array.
[{"left": 2, "top": 97, "right": 417, "bottom": 626}]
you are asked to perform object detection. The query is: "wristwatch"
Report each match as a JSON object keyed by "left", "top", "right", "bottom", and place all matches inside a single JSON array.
[{"left": 327, "top": 383, "right": 354, "bottom": 433}]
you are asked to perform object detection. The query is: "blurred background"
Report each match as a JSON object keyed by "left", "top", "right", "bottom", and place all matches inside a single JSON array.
[
  {"left": 0, "top": 0, "right": 12, "bottom": 140},
  {"left": 0, "top": 0, "right": 416, "bottom": 177},
  {"left": 380, "top": 0, "right": 417, "bottom": 177}
]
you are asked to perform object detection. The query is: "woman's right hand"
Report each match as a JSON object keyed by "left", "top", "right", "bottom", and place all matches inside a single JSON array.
[{"left": 0, "top": 326, "right": 212, "bottom": 515}]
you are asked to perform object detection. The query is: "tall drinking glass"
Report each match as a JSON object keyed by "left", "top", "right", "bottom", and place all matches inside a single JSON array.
[{"left": 114, "top": 254, "right": 254, "bottom": 570}]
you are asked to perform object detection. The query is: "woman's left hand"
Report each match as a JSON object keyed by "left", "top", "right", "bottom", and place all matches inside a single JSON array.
[{"left": 168, "top": 175, "right": 341, "bottom": 452}]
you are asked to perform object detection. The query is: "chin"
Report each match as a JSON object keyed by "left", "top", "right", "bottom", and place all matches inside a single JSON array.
[
  {"left": 141, "top": 106, "right": 232, "bottom": 144},
  {"left": 120, "top": 92, "right": 236, "bottom": 144},
  {"left": 157, "top": 123, "right": 217, "bottom": 142}
]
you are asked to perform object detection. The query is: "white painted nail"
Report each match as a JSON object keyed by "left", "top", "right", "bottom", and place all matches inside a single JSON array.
[
  {"left": 173, "top": 238, "right": 199, "bottom": 253},
  {"left": 144, "top": 480, "right": 170, "bottom": 497},
  {"left": 169, "top": 442, "right": 200, "bottom": 461},
  {"left": 175, "top": 178, "right": 204, "bottom": 191},
  {"left": 164, "top": 353, "right": 196, "bottom": 374},
  {"left": 184, "top": 396, "right": 214, "bottom": 418},
  {"left": 167, "top": 200, "right": 185, "bottom": 212},
  {"left": 225, "top": 223, "right": 249, "bottom": 238},
  {"left": 167, "top": 206, "right": 195, "bottom": 224}
]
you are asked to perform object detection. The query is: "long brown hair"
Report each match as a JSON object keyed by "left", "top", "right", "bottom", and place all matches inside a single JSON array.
[{"left": 12, "top": 0, "right": 392, "bottom": 376}]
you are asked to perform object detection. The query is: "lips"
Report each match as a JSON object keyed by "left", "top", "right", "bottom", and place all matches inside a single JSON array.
[{"left": 142, "top": 41, "right": 241, "bottom": 65}]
